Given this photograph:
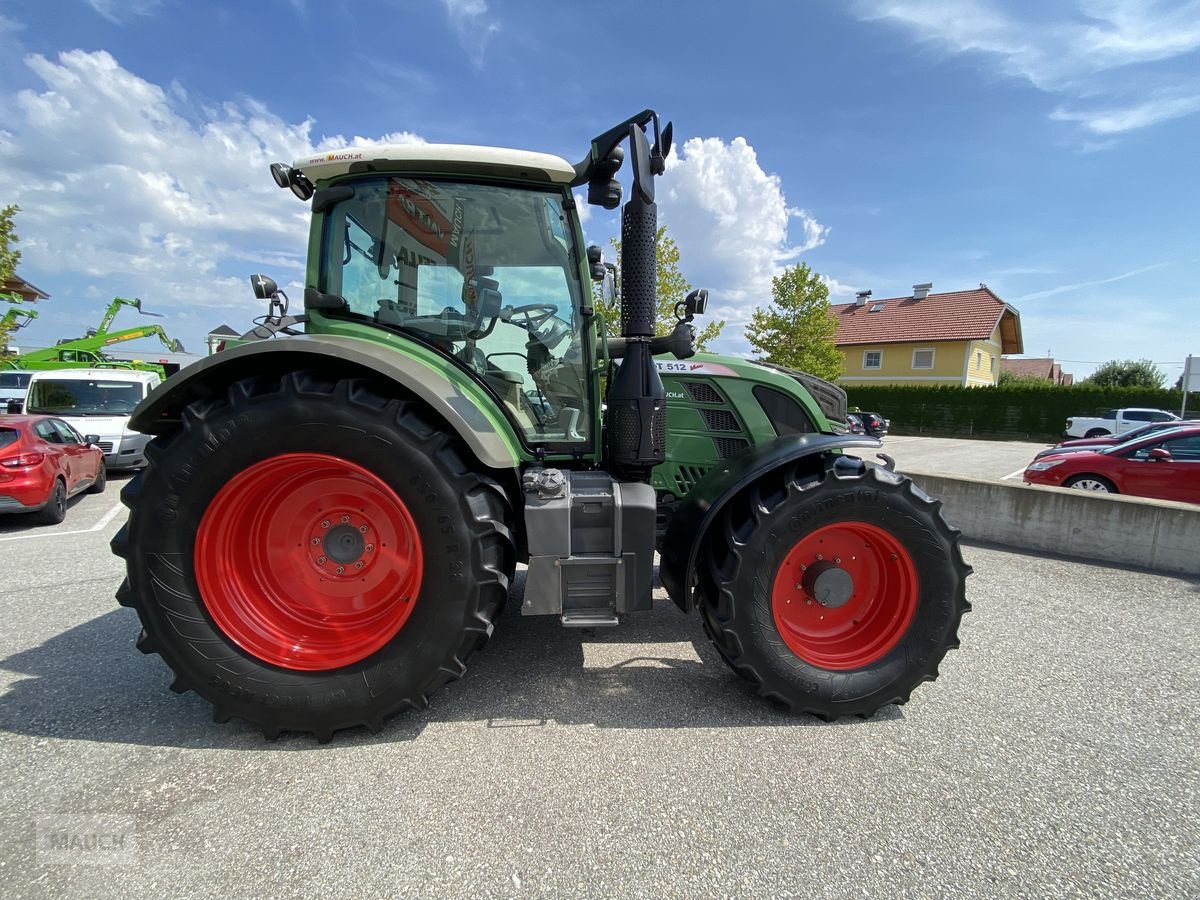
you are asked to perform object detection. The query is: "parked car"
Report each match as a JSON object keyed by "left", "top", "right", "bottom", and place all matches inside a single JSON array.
[
  {"left": 1063, "top": 407, "right": 1179, "bottom": 439},
  {"left": 0, "top": 370, "right": 34, "bottom": 413},
  {"left": 23, "top": 368, "right": 161, "bottom": 469},
  {"left": 1035, "top": 419, "right": 1200, "bottom": 459},
  {"left": 856, "top": 411, "right": 889, "bottom": 437},
  {"left": 845, "top": 413, "right": 866, "bottom": 434},
  {"left": 1024, "top": 424, "right": 1200, "bottom": 504},
  {"left": 0, "top": 415, "right": 106, "bottom": 524}
]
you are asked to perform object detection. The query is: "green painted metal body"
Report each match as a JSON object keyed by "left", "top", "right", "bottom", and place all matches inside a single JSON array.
[{"left": 651, "top": 354, "right": 831, "bottom": 498}]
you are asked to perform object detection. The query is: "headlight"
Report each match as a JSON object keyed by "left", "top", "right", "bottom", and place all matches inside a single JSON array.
[{"left": 1027, "top": 459, "right": 1065, "bottom": 471}]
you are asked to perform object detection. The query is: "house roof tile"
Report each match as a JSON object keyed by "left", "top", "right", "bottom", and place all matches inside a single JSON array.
[{"left": 831, "top": 287, "right": 1019, "bottom": 349}]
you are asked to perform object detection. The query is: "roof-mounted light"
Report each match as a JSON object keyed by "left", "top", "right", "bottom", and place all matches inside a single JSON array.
[{"left": 268, "top": 162, "right": 314, "bottom": 201}]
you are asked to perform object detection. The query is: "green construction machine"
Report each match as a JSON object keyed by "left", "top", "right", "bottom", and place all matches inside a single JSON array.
[
  {"left": 3, "top": 296, "right": 185, "bottom": 377},
  {"left": 112, "top": 111, "right": 970, "bottom": 741}
]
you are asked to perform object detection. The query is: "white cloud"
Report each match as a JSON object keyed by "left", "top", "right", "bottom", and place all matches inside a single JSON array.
[
  {"left": 0, "top": 50, "right": 428, "bottom": 328},
  {"left": 1014, "top": 262, "right": 1168, "bottom": 301},
  {"left": 658, "top": 136, "right": 827, "bottom": 346},
  {"left": 854, "top": 0, "right": 1200, "bottom": 137},
  {"left": 84, "top": 0, "right": 163, "bottom": 25},
  {"left": 439, "top": 0, "right": 500, "bottom": 65},
  {"left": 1050, "top": 90, "right": 1200, "bottom": 133}
]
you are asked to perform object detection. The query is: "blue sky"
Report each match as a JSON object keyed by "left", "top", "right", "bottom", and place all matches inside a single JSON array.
[{"left": 1, "top": 0, "right": 1197, "bottom": 382}]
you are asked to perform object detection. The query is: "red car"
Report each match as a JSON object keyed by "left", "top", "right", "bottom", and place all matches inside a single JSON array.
[
  {"left": 0, "top": 415, "right": 106, "bottom": 524},
  {"left": 1024, "top": 425, "right": 1200, "bottom": 504}
]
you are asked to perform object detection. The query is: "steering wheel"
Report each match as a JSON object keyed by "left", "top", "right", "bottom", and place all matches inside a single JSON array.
[{"left": 503, "top": 304, "right": 559, "bottom": 330}]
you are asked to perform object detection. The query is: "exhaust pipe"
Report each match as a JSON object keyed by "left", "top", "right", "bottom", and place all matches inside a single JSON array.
[{"left": 604, "top": 125, "right": 666, "bottom": 481}]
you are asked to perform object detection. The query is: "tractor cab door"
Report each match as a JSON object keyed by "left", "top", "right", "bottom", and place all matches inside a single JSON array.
[{"left": 314, "top": 176, "right": 594, "bottom": 453}]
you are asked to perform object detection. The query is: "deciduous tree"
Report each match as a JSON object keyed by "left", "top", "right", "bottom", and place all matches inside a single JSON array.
[
  {"left": 0, "top": 205, "right": 23, "bottom": 353},
  {"left": 745, "top": 263, "right": 842, "bottom": 381},
  {"left": 1085, "top": 358, "right": 1166, "bottom": 389}
]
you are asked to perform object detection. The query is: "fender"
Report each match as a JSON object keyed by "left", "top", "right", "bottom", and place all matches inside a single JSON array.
[
  {"left": 659, "top": 433, "right": 882, "bottom": 612},
  {"left": 130, "top": 334, "right": 523, "bottom": 470}
]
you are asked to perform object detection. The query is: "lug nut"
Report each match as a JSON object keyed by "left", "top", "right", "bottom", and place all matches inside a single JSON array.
[
  {"left": 311, "top": 538, "right": 320, "bottom": 545},
  {"left": 321, "top": 520, "right": 330, "bottom": 529},
  {"left": 317, "top": 556, "right": 326, "bottom": 565},
  {"left": 354, "top": 561, "right": 364, "bottom": 570},
  {"left": 335, "top": 566, "right": 344, "bottom": 575},
  {"left": 358, "top": 525, "right": 368, "bottom": 534},
  {"left": 365, "top": 544, "right": 374, "bottom": 553},
  {"left": 816, "top": 554, "right": 823, "bottom": 561},
  {"left": 341, "top": 515, "right": 349, "bottom": 524}
]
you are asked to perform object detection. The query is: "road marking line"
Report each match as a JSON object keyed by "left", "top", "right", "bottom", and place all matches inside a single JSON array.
[
  {"left": 0, "top": 501, "right": 125, "bottom": 543},
  {"left": 1002, "top": 467, "right": 1027, "bottom": 480}
]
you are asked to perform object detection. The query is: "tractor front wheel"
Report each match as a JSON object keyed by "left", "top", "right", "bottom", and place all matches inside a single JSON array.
[
  {"left": 700, "top": 461, "right": 971, "bottom": 719},
  {"left": 112, "top": 371, "right": 515, "bottom": 741}
]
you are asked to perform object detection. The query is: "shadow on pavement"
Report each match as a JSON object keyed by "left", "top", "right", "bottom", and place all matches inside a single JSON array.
[{"left": 0, "top": 581, "right": 904, "bottom": 751}]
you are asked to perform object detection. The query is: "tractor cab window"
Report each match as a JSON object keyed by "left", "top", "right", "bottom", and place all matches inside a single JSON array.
[{"left": 320, "top": 177, "right": 591, "bottom": 447}]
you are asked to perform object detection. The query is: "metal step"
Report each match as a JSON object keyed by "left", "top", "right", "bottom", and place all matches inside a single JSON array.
[{"left": 561, "top": 611, "right": 620, "bottom": 628}]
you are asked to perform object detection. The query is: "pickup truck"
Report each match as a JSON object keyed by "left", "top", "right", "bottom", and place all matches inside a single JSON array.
[{"left": 1063, "top": 407, "right": 1179, "bottom": 439}]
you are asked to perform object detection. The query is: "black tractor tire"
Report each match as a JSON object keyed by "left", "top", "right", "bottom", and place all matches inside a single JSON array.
[
  {"left": 111, "top": 371, "right": 515, "bottom": 742},
  {"left": 699, "top": 461, "right": 971, "bottom": 719},
  {"left": 1084, "top": 428, "right": 1110, "bottom": 438},
  {"left": 36, "top": 478, "right": 68, "bottom": 525},
  {"left": 87, "top": 464, "right": 107, "bottom": 494}
]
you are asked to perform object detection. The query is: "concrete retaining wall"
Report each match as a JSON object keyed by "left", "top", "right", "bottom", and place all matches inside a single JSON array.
[{"left": 902, "top": 470, "right": 1200, "bottom": 576}]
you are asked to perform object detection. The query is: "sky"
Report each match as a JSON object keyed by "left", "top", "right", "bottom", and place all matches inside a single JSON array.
[{"left": 0, "top": 0, "right": 1197, "bottom": 383}]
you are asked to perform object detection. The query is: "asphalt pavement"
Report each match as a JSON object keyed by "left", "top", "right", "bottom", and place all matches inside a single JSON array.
[{"left": 0, "top": 460, "right": 1197, "bottom": 899}]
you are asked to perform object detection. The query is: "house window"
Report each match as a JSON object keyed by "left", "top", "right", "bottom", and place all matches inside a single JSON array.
[
  {"left": 869, "top": 302, "right": 885, "bottom": 313},
  {"left": 863, "top": 350, "right": 882, "bottom": 369},
  {"left": 976, "top": 351, "right": 982, "bottom": 369},
  {"left": 912, "top": 348, "right": 935, "bottom": 370},
  {"left": 989, "top": 355, "right": 995, "bottom": 372}
]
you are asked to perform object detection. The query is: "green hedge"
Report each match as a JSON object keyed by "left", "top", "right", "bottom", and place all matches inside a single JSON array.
[{"left": 845, "top": 384, "right": 1198, "bottom": 441}]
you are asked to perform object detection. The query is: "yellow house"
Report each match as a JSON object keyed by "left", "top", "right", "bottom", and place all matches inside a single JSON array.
[{"left": 832, "top": 284, "right": 1023, "bottom": 386}]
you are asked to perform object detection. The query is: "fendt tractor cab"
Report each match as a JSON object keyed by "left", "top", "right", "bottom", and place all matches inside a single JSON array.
[{"left": 113, "top": 111, "right": 970, "bottom": 741}]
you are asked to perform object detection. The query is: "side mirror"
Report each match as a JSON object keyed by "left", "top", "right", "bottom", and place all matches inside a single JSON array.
[
  {"left": 587, "top": 245, "right": 606, "bottom": 282},
  {"left": 601, "top": 263, "right": 619, "bottom": 309},
  {"left": 84, "top": 434, "right": 101, "bottom": 446},
  {"left": 250, "top": 274, "right": 278, "bottom": 300},
  {"left": 1147, "top": 448, "right": 1172, "bottom": 461}
]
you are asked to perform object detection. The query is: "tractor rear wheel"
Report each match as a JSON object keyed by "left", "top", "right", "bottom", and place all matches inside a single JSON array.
[
  {"left": 700, "top": 461, "right": 971, "bottom": 719},
  {"left": 111, "top": 371, "right": 515, "bottom": 741}
]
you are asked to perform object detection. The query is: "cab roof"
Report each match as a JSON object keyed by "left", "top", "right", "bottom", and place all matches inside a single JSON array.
[{"left": 294, "top": 144, "right": 577, "bottom": 185}]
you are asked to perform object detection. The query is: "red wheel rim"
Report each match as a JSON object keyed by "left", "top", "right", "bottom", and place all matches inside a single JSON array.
[
  {"left": 194, "top": 453, "right": 424, "bottom": 671},
  {"left": 771, "top": 521, "right": 918, "bottom": 670}
]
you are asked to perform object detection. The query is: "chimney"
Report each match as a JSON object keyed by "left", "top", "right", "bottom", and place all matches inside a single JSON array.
[
  {"left": 912, "top": 282, "right": 932, "bottom": 301},
  {"left": 854, "top": 290, "right": 872, "bottom": 307}
]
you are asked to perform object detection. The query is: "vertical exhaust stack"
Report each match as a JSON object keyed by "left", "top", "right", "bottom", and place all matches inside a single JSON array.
[{"left": 605, "top": 125, "right": 667, "bottom": 482}]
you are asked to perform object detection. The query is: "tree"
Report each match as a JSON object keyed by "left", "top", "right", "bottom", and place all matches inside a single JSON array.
[
  {"left": 0, "top": 205, "right": 22, "bottom": 353},
  {"left": 593, "top": 225, "right": 725, "bottom": 350},
  {"left": 1085, "top": 358, "right": 1166, "bottom": 389},
  {"left": 998, "top": 369, "right": 1056, "bottom": 388},
  {"left": 745, "top": 262, "right": 842, "bottom": 381}
]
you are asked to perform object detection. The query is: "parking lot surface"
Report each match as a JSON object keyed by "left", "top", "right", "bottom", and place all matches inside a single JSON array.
[
  {"left": 0, "top": 477, "right": 1197, "bottom": 898},
  {"left": 870, "top": 435, "right": 1050, "bottom": 482}
]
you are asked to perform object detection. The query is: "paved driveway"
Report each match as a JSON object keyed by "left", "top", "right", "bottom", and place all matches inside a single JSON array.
[
  {"left": 869, "top": 435, "right": 1050, "bottom": 481},
  {"left": 0, "top": 485, "right": 1196, "bottom": 898}
]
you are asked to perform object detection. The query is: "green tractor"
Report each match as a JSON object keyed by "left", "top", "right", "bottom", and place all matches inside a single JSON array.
[{"left": 112, "top": 111, "right": 970, "bottom": 741}]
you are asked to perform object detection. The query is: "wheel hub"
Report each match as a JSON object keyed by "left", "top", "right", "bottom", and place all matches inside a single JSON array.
[
  {"left": 802, "top": 560, "right": 854, "bottom": 609},
  {"left": 771, "top": 521, "right": 919, "bottom": 670},
  {"left": 194, "top": 453, "right": 424, "bottom": 671}
]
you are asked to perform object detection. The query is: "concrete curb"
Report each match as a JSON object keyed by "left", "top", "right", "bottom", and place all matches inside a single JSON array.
[{"left": 902, "top": 469, "right": 1200, "bottom": 576}]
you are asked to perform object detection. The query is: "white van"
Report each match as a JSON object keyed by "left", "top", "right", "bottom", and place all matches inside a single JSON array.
[
  {"left": 0, "top": 370, "right": 35, "bottom": 413},
  {"left": 24, "top": 369, "right": 162, "bottom": 469}
]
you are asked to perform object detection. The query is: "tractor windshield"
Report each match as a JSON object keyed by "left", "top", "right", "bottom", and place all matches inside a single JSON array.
[{"left": 318, "top": 177, "right": 592, "bottom": 447}]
